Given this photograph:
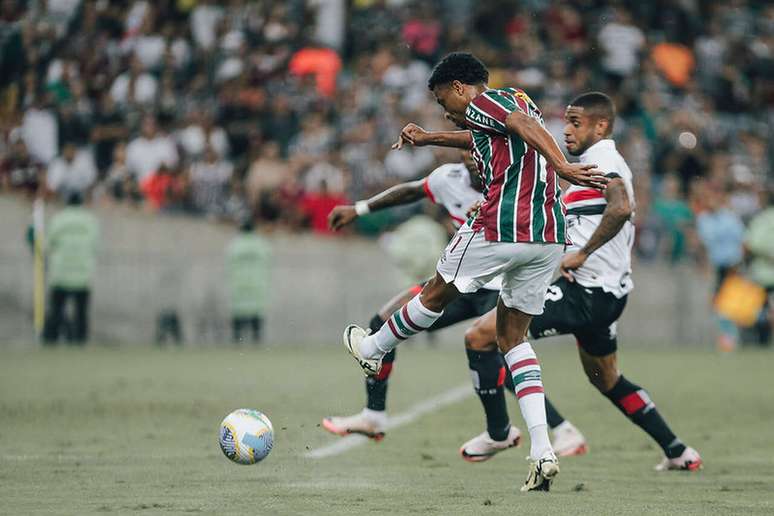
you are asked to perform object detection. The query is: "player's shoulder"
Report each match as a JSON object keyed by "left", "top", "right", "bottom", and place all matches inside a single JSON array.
[{"left": 581, "top": 139, "right": 631, "bottom": 178}]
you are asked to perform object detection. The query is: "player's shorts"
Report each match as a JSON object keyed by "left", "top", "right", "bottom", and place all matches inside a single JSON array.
[
  {"left": 427, "top": 288, "right": 499, "bottom": 332},
  {"left": 528, "top": 277, "right": 628, "bottom": 357},
  {"left": 436, "top": 222, "right": 562, "bottom": 315}
]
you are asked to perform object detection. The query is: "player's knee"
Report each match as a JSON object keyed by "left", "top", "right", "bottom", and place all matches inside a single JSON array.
[
  {"left": 419, "top": 276, "right": 456, "bottom": 312},
  {"left": 584, "top": 364, "right": 618, "bottom": 392},
  {"left": 464, "top": 324, "right": 497, "bottom": 352}
]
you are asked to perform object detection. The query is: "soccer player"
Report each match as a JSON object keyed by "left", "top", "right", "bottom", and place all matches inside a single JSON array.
[
  {"left": 461, "top": 92, "right": 703, "bottom": 471},
  {"left": 342, "top": 52, "right": 606, "bottom": 491},
  {"left": 324, "top": 152, "right": 587, "bottom": 460}
]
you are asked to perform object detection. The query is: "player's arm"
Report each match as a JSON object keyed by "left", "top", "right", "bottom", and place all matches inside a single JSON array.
[
  {"left": 392, "top": 123, "right": 472, "bottom": 150},
  {"left": 328, "top": 179, "right": 426, "bottom": 231},
  {"left": 504, "top": 110, "right": 607, "bottom": 190},
  {"left": 560, "top": 177, "right": 632, "bottom": 281}
]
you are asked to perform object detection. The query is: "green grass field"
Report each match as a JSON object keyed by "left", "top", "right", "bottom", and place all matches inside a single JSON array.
[{"left": 1, "top": 344, "right": 773, "bottom": 515}]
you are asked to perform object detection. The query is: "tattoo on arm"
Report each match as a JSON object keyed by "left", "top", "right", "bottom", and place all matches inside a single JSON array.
[
  {"left": 580, "top": 178, "right": 632, "bottom": 256},
  {"left": 367, "top": 180, "right": 427, "bottom": 211}
]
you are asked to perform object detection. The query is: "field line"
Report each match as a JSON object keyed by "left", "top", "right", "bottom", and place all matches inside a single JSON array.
[{"left": 305, "top": 383, "right": 473, "bottom": 459}]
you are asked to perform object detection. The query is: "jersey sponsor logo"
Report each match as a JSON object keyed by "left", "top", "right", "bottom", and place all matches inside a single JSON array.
[{"left": 467, "top": 108, "right": 501, "bottom": 130}]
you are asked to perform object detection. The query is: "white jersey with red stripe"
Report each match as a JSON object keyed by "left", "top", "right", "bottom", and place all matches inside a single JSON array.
[
  {"left": 423, "top": 163, "right": 501, "bottom": 291},
  {"left": 564, "top": 139, "right": 635, "bottom": 298}
]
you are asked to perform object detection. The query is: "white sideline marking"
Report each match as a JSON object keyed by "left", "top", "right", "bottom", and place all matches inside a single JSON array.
[{"left": 305, "top": 383, "right": 473, "bottom": 459}]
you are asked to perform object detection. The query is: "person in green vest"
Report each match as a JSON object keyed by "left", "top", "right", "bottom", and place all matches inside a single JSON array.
[
  {"left": 744, "top": 189, "right": 774, "bottom": 346},
  {"left": 43, "top": 192, "right": 99, "bottom": 345},
  {"left": 226, "top": 219, "right": 270, "bottom": 344}
]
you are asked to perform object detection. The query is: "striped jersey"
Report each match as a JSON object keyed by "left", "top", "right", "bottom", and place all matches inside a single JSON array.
[
  {"left": 464, "top": 88, "right": 566, "bottom": 244},
  {"left": 565, "top": 139, "right": 635, "bottom": 298}
]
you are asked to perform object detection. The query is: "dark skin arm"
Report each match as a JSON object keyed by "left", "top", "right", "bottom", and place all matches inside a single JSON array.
[
  {"left": 392, "top": 123, "right": 472, "bottom": 150},
  {"left": 328, "top": 179, "right": 426, "bottom": 230},
  {"left": 505, "top": 110, "right": 607, "bottom": 189},
  {"left": 561, "top": 177, "right": 632, "bottom": 281}
]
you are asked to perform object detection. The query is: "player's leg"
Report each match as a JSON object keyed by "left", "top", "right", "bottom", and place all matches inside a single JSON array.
[
  {"left": 576, "top": 328, "right": 702, "bottom": 471},
  {"left": 43, "top": 287, "right": 67, "bottom": 344},
  {"left": 458, "top": 308, "right": 521, "bottom": 461},
  {"left": 344, "top": 227, "right": 472, "bottom": 375},
  {"left": 461, "top": 304, "right": 587, "bottom": 458},
  {"left": 496, "top": 243, "right": 563, "bottom": 491},
  {"left": 72, "top": 289, "right": 89, "bottom": 344}
]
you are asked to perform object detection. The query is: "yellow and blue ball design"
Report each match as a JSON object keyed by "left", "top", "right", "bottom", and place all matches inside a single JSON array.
[{"left": 219, "top": 409, "right": 274, "bottom": 465}]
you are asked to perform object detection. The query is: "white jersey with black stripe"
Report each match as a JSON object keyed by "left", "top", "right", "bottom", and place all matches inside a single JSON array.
[
  {"left": 424, "top": 163, "right": 501, "bottom": 291},
  {"left": 565, "top": 139, "right": 635, "bottom": 298}
]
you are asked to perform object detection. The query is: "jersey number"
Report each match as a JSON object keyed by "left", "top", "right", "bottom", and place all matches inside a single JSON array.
[{"left": 545, "top": 285, "right": 563, "bottom": 302}]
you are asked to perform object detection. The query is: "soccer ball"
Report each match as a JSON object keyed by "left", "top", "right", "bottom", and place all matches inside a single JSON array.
[{"left": 219, "top": 409, "right": 274, "bottom": 465}]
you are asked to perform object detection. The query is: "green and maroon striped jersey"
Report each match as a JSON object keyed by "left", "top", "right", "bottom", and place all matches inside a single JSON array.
[{"left": 464, "top": 88, "right": 566, "bottom": 244}]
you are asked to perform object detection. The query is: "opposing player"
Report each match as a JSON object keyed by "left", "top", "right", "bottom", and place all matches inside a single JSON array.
[
  {"left": 462, "top": 92, "right": 702, "bottom": 471},
  {"left": 341, "top": 52, "right": 606, "bottom": 491},
  {"left": 324, "top": 152, "right": 587, "bottom": 461}
]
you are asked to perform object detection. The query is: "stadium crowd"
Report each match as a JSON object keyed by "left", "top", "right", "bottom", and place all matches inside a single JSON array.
[{"left": 1, "top": 0, "right": 772, "bottom": 259}]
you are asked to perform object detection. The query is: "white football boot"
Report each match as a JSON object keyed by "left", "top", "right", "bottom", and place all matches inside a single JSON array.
[
  {"left": 459, "top": 426, "right": 521, "bottom": 462},
  {"left": 551, "top": 421, "right": 588, "bottom": 457},
  {"left": 322, "top": 408, "right": 386, "bottom": 441},
  {"left": 343, "top": 324, "right": 382, "bottom": 377},
  {"left": 521, "top": 452, "right": 560, "bottom": 492},
  {"left": 654, "top": 446, "right": 703, "bottom": 472}
]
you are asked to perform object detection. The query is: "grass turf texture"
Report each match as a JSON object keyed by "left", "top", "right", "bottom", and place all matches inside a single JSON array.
[{"left": 1, "top": 345, "right": 772, "bottom": 515}]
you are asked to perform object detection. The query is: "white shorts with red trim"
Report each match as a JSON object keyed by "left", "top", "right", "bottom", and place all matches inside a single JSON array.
[{"left": 436, "top": 222, "right": 562, "bottom": 315}]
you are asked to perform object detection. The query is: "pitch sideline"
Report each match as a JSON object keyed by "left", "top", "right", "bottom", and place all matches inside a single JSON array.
[{"left": 304, "top": 383, "right": 473, "bottom": 459}]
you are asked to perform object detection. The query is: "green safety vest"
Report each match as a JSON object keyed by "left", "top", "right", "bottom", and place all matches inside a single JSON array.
[
  {"left": 47, "top": 207, "right": 99, "bottom": 289},
  {"left": 226, "top": 234, "right": 270, "bottom": 316}
]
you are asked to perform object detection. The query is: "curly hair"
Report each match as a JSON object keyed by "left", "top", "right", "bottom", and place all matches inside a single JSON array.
[{"left": 427, "top": 52, "right": 489, "bottom": 91}]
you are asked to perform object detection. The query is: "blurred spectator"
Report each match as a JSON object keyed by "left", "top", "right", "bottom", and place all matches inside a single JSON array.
[
  {"left": 126, "top": 115, "right": 178, "bottom": 182},
  {"left": 0, "top": 0, "right": 769, "bottom": 252},
  {"left": 91, "top": 93, "right": 128, "bottom": 174},
  {"left": 188, "top": 145, "right": 233, "bottom": 216},
  {"left": 177, "top": 111, "right": 230, "bottom": 160},
  {"left": 245, "top": 140, "right": 287, "bottom": 223},
  {"left": 652, "top": 175, "right": 694, "bottom": 263},
  {"left": 696, "top": 187, "right": 746, "bottom": 351},
  {"left": 42, "top": 193, "right": 99, "bottom": 345},
  {"left": 109, "top": 56, "right": 158, "bottom": 107},
  {"left": 46, "top": 142, "right": 97, "bottom": 199},
  {"left": 21, "top": 97, "right": 58, "bottom": 165},
  {"left": 598, "top": 7, "right": 644, "bottom": 84},
  {"left": 744, "top": 190, "right": 774, "bottom": 346},
  {"left": 1, "top": 139, "right": 43, "bottom": 196},
  {"left": 225, "top": 219, "right": 270, "bottom": 344},
  {"left": 301, "top": 179, "right": 347, "bottom": 234},
  {"left": 139, "top": 164, "right": 187, "bottom": 212}
]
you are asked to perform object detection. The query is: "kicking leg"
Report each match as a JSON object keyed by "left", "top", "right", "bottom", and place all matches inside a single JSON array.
[
  {"left": 577, "top": 345, "right": 702, "bottom": 471},
  {"left": 344, "top": 273, "right": 457, "bottom": 375}
]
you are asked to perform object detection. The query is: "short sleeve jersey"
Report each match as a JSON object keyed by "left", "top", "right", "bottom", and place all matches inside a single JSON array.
[{"left": 464, "top": 88, "right": 566, "bottom": 244}]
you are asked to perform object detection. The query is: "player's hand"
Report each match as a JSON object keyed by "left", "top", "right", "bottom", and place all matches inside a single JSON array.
[
  {"left": 392, "top": 123, "right": 429, "bottom": 150},
  {"left": 466, "top": 200, "right": 482, "bottom": 218},
  {"left": 328, "top": 205, "right": 358, "bottom": 231},
  {"left": 559, "top": 251, "right": 588, "bottom": 282},
  {"left": 556, "top": 163, "right": 608, "bottom": 190}
]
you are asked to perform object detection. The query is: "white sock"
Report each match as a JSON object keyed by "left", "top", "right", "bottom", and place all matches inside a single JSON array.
[
  {"left": 361, "top": 407, "right": 387, "bottom": 426},
  {"left": 360, "top": 295, "right": 443, "bottom": 359},
  {"left": 553, "top": 420, "right": 574, "bottom": 435},
  {"left": 504, "top": 342, "right": 553, "bottom": 460}
]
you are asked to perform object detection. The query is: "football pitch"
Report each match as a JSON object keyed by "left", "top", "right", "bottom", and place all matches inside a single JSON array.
[{"left": 1, "top": 344, "right": 772, "bottom": 515}]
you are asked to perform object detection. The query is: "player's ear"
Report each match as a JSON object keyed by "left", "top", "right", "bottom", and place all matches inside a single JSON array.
[
  {"left": 451, "top": 80, "right": 465, "bottom": 96},
  {"left": 596, "top": 118, "right": 610, "bottom": 137}
]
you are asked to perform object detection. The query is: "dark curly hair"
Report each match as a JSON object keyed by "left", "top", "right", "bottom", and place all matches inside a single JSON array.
[
  {"left": 569, "top": 92, "right": 616, "bottom": 134},
  {"left": 427, "top": 52, "right": 489, "bottom": 91}
]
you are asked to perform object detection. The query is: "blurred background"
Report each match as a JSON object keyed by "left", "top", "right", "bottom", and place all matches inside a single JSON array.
[{"left": 0, "top": 0, "right": 772, "bottom": 348}]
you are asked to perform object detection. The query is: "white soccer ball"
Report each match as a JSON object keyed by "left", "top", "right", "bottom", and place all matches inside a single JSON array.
[{"left": 219, "top": 409, "right": 274, "bottom": 465}]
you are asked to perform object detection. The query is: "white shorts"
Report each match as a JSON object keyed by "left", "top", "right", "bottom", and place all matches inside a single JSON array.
[{"left": 436, "top": 223, "right": 563, "bottom": 315}]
